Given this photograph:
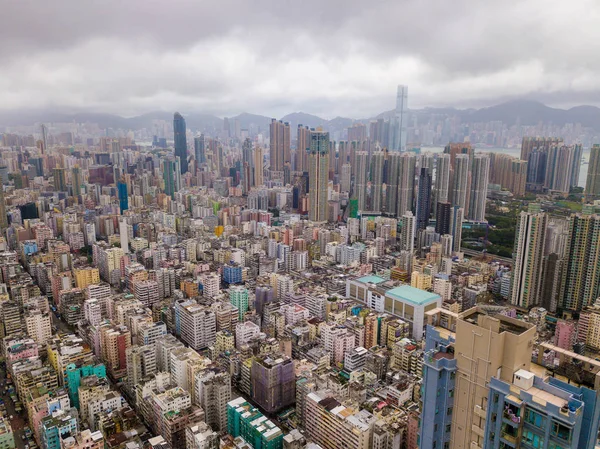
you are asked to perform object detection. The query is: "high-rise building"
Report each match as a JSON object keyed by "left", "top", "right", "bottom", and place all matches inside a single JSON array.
[
  {"left": 401, "top": 211, "right": 416, "bottom": 252},
  {"left": 0, "top": 176, "right": 7, "bottom": 231},
  {"left": 451, "top": 154, "right": 470, "bottom": 212},
  {"left": 251, "top": 354, "right": 295, "bottom": 414},
  {"left": 385, "top": 152, "right": 401, "bottom": 216},
  {"left": 305, "top": 391, "right": 376, "bottom": 449},
  {"left": 435, "top": 201, "right": 451, "bottom": 235},
  {"left": 296, "top": 125, "right": 311, "bottom": 173},
  {"left": 586, "top": 144, "right": 600, "bottom": 199},
  {"left": 229, "top": 286, "right": 249, "bottom": 321},
  {"left": 511, "top": 204, "right": 547, "bottom": 308},
  {"left": 450, "top": 205, "right": 464, "bottom": 254},
  {"left": 117, "top": 178, "right": 128, "bottom": 212},
  {"left": 415, "top": 167, "right": 432, "bottom": 230},
  {"left": 194, "top": 134, "right": 206, "bottom": 165},
  {"left": 559, "top": 211, "right": 600, "bottom": 311},
  {"left": 269, "top": 119, "right": 291, "bottom": 172},
  {"left": 125, "top": 345, "right": 157, "bottom": 392},
  {"left": 176, "top": 300, "right": 217, "bottom": 350},
  {"left": 397, "top": 152, "right": 416, "bottom": 217},
  {"left": 308, "top": 131, "right": 330, "bottom": 222},
  {"left": 173, "top": 112, "right": 188, "bottom": 174},
  {"left": 53, "top": 167, "right": 67, "bottom": 192},
  {"left": 355, "top": 151, "right": 369, "bottom": 212},
  {"left": 419, "top": 309, "right": 457, "bottom": 449},
  {"left": 444, "top": 142, "right": 473, "bottom": 168},
  {"left": 467, "top": 154, "right": 490, "bottom": 221},
  {"left": 71, "top": 166, "right": 82, "bottom": 197},
  {"left": 485, "top": 371, "right": 600, "bottom": 449},
  {"left": 434, "top": 153, "right": 451, "bottom": 210},
  {"left": 162, "top": 156, "right": 181, "bottom": 198},
  {"left": 370, "top": 151, "right": 385, "bottom": 213},
  {"left": 390, "top": 85, "right": 408, "bottom": 151},
  {"left": 227, "top": 397, "right": 284, "bottom": 449},
  {"left": 450, "top": 308, "right": 536, "bottom": 449},
  {"left": 197, "top": 372, "right": 231, "bottom": 432},
  {"left": 545, "top": 145, "right": 583, "bottom": 193}
]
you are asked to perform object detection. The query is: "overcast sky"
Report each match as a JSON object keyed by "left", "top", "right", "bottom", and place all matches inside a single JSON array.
[{"left": 1, "top": 0, "right": 598, "bottom": 118}]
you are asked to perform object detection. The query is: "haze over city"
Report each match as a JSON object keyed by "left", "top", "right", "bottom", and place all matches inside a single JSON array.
[{"left": 2, "top": 0, "right": 600, "bottom": 117}]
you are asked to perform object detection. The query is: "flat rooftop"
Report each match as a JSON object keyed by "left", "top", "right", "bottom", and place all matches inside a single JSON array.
[
  {"left": 386, "top": 285, "right": 441, "bottom": 306},
  {"left": 357, "top": 275, "right": 386, "bottom": 285}
]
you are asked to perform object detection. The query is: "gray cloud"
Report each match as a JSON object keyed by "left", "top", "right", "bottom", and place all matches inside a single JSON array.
[{"left": 0, "top": 0, "right": 598, "bottom": 118}]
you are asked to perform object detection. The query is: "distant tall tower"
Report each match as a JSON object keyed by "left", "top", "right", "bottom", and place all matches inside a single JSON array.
[
  {"left": 253, "top": 145, "right": 264, "bottom": 187},
  {"left": 269, "top": 119, "right": 291, "bottom": 172},
  {"left": 467, "top": 154, "right": 490, "bottom": 221},
  {"left": 117, "top": 176, "right": 128, "bottom": 213},
  {"left": 511, "top": 204, "right": 547, "bottom": 308},
  {"left": 586, "top": 144, "right": 600, "bottom": 199},
  {"left": 385, "top": 152, "right": 401, "bottom": 215},
  {"left": 53, "top": 167, "right": 67, "bottom": 192},
  {"left": 296, "top": 125, "right": 311, "bottom": 173},
  {"left": 173, "top": 112, "right": 188, "bottom": 174},
  {"left": 415, "top": 167, "right": 432, "bottom": 230},
  {"left": 450, "top": 206, "right": 464, "bottom": 253},
  {"left": 397, "top": 152, "right": 416, "bottom": 217},
  {"left": 355, "top": 152, "right": 369, "bottom": 212},
  {"left": 194, "top": 134, "right": 206, "bottom": 165},
  {"left": 162, "top": 157, "right": 182, "bottom": 198},
  {"left": 370, "top": 151, "right": 385, "bottom": 213},
  {"left": 40, "top": 124, "right": 48, "bottom": 154},
  {"left": 71, "top": 166, "right": 82, "bottom": 197},
  {"left": 308, "top": 131, "right": 330, "bottom": 222},
  {"left": 390, "top": 85, "right": 408, "bottom": 151},
  {"left": 435, "top": 201, "right": 451, "bottom": 236},
  {"left": 451, "top": 154, "right": 470, "bottom": 212},
  {"left": 0, "top": 176, "right": 7, "bottom": 231},
  {"left": 434, "top": 154, "right": 451, "bottom": 214},
  {"left": 401, "top": 211, "right": 415, "bottom": 252}
]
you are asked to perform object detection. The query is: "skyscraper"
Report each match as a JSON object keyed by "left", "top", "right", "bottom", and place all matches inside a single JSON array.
[
  {"left": 53, "top": 167, "right": 67, "bottom": 192},
  {"left": 194, "top": 134, "right": 206, "bottom": 165},
  {"left": 401, "top": 211, "right": 416, "bottom": 252},
  {"left": 511, "top": 204, "right": 547, "bottom": 308},
  {"left": 397, "top": 152, "right": 416, "bottom": 217},
  {"left": 253, "top": 145, "right": 264, "bottom": 187},
  {"left": 559, "top": 211, "right": 600, "bottom": 312},
  {"left": 162, "top": 157, "right": 181, "bottom": 199},
  {"left": 370, "top": 151, "right": 385, "bottom": 213},
  {"left": 435, "top": 201, "right": 451, "bottom": 235},
  {"left": 173, "top": 112, "right": 188, "bottom": 174},
  {"left": 269, "top": 119, "right": 291, "bottom": 172},
  {"left": 585, "top": 144, "right": 600, "bottom": 199},
  {"left": 71, "top": 166, "right": 82, "bottom": 197},
  {"left": 355, "top": 151, "right": 369, "bottom": 212},
  {"left": 296, "top": 125, "right": 311, "bottom": 173},
  {"left": 415, "top": 167, "right": 432, "bottom": 230},
  {"left": 450, "top": 206, "right": 464, "bottom": 253},
  {"left": 117, "top": 177, "right": 128, "bottom": 213},
  {"left": 434, "top": 153, "right": 451, "bottom": 211},
  {"left": 385, "top": 152, "right": 401, "bottom": 216},
  {"left": 390, "top": 85, "right": 408, "bottom": 151},
  {"left": 545, "top": 145, "right": 582, "bottom": 193},
  {"left": 308, "top": 131, "right": 330, "bottom": 222},
  {"left": 251, "top": 354, "right": 295, "bottom": 414},
  {"left": 0, "top": 177, "right": 7, "bottom": 231},
  {"left": 467, "top": 154, "right": 490, "bottom": 221}
]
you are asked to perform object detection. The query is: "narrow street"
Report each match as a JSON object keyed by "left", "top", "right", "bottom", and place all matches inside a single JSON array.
[{"left": 0, "top": 365, "right": 26, "bottom": 449}]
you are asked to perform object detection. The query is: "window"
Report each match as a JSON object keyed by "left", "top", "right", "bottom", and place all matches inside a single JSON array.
[
  {"left": 434, "top": 424, "right": 438, "bottom": 432},
  {"left": 551, "top": 422, "right": 572, "bottom": 443},
  {"left": 548, "top": 443, "right": 566, "bottom": 449},
  {"left": 523, "top": 430, "right": 544, "bottom": 448},
  {"left": 525, "top": 408, "right": 545, "bottom": 429},
  {"left": 432, "top": 442, "right": 437, "bottom": 449},
  {"left": 450, "top": 372, "right": 456, "bottom": 380},
  {"left": 445, "top": 424, "right": 451, "bottom": 433},
  {"left": 493, "top": 393, "right": 499, "bottom": 404},
  {"left": 447, "top": 407, "right": 453, "bottom": 416},
  {"left": 439, "top": 371, "right": 443, "bottom": 379},
  {"left": 449, "top": 389, "right": 454, "bottom": 397}
]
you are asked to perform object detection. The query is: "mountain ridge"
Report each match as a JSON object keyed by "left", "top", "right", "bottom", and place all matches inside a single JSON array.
[{"left": 2, "top": 99, "right": 600, "bottom": 134}]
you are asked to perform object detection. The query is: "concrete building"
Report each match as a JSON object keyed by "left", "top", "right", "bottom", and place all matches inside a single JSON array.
[
  {"left": 227, "top": 397, "right": 283, "bottom": 449},
  {"left": 308, "top": 131, "right": 330, "bottom": 222},
  {"left": 176, "top": 300, "right": 216, "bottom": 351},
  {"left": 251, "top": 354, "right": 295, "bottom": 414},
  {"left": 304, "top": 391, "right": 376, "bottom": 449}
]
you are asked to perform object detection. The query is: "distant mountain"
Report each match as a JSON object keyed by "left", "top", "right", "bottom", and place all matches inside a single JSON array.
[{"left": 3, "top": 99, "right": 600, "bottom": 134}]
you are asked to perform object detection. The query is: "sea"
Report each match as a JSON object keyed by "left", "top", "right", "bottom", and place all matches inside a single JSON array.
[{"left": 422, "top": 146, "right": 591, "bottom": 189}]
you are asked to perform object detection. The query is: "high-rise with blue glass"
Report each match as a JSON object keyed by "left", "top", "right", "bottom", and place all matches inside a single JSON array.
[
  {"left": 117, "top": 177, "right": 128, "bottom": 213},
  {"left": 173, "top": 112, "right": 188, "bottom": 174}
]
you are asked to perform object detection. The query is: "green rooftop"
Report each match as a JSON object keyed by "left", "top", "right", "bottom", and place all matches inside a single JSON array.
[
  {"left": 386, "top": 285, "right": 441, "bottom": 306},
  {"left": 357, "top": 275, "right": 386, "bottom": 284}
]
